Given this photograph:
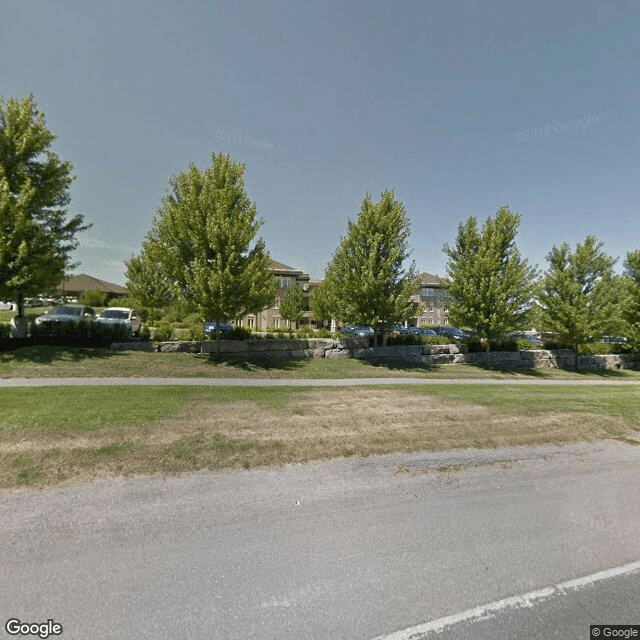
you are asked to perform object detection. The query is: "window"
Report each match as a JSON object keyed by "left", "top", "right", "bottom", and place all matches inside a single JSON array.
[
  {"left": 274, "top": 317, "right": 280, "bottom": 328},
  {"left": 280, "top": 277, "right": 291, "bottom": 288}
]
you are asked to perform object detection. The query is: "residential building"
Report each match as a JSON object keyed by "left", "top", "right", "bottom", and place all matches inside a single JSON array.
[
  {"left": 242, "top": 260, "right": 317, "bottom": 330},
  {"left": 241, "top": 264, "right": 450, "bottom": 331},
  {"left": 410, "top": 272, "right": 450, "bottom": 326}
]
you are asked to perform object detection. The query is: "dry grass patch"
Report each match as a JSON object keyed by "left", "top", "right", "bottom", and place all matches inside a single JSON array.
[{"left": 2, "top": 386, "right": 639, "bottom": 490}]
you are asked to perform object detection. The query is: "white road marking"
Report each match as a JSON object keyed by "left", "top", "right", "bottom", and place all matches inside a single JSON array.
[{"left": 374, "top": 560, "right": 640, "bottom": 640}]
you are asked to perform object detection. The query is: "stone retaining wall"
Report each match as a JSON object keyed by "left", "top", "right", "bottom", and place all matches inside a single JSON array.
[{"left": 110, "top": 338, "right": 640, "bottom": 371}]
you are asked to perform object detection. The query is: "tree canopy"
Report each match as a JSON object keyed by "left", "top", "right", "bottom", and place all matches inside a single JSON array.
[
  {"left": 148, "top": 152, "right": 277, "bottom": 341},
  {"left": 278, "top": 284, "right": 305, "bottom": 328},
  {"left": 442, "top": 206, "right": 536, "bottom": 350},
  {"left": 622, "top": 250, "right": 640, "bottom": 349},
  {"left": 314, "top": 189, "right": 420, "bottom": 345},
  {"left": 536, "top": 236, "right": 620, "bottom": 353},
  {"left": 125, "top": 240, "right": 175, "bottom": 322},
  {"left": 0, "top": 94, "right": 89, "bottom": 319}
]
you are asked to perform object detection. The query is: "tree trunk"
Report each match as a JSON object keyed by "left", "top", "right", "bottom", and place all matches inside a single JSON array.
[{"left": 10, "top": 292, "right": 28, "bottom": 338}]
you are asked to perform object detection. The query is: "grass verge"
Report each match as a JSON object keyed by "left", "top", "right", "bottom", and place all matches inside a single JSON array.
[
  {"left": 1, "top": 384, "right": 639, "bottom": 490},
  {"left": 1, "top": 345, "right": 640, "bottom": 380}
]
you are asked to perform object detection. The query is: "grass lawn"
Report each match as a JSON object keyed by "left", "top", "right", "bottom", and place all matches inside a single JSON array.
[
  {"left": 1, "top": 383, "right": 639, "bottom": 490},
  {"left": 2, "top": 345, "right": 640, "bottom": 380}
]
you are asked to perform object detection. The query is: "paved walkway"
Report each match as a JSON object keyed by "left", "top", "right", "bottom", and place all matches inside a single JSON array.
[{"left": 2, "top": 376, "right": 640, "bottom": 387}]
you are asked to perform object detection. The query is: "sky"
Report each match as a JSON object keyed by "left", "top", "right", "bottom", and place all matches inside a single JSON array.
[{"left": 2, "top": 0, "right": 639, "bottom": 285}]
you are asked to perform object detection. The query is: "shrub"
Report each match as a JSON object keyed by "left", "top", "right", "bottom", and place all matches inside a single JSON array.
[
  {"left": 28, "top": 320, "right": 131, "bottom": 345},
  {"left": 188, "top": 324, "right": 205, "bottom": 341},
  {"left": 296, "top": 327, "right": 315, "bottom": 338},
  {"left": 422, "top": 335, "right": 452, "bottom": 345},
  {"left": 315, "top": 328, "right": 333, "bottom": 338},
  {"left": 387, "top": 333, "right": 421, "bottom": 346},
  {"left": 488, "top": 338, "right": 518, "bottom": 352},
  {"left": 152, "top": 321, "right": 174, "bottom": 341},
  {"left": 229, "top": 326, "right": 252, "bottom": 340},
  {"left": 81, "top": 289, "right": 107, "bottom": 307},
  {"left": 579, "top": 342, "right": 634, "bottom": 355},
  {"left": 465, "top": 337, "right": 486, "bottom": 353}
]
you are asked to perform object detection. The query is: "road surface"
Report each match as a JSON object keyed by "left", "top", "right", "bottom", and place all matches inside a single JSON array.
[{"left": 2, "top": 439, "right": 639, "bottom": 639}]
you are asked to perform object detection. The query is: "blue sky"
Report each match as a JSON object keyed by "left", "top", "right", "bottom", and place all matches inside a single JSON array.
[{"left": 2, "top": 0, "right": 639, "bottom": 285}]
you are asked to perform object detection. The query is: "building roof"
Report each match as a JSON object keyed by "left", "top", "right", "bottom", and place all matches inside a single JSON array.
[
  {"left": 56, "top": 274, "right": 126, "bottom": 295},
  {"left": 269, "top": 259, "right": 301, "bottom": 273},
  {"left": 418, "top": 272, "right": 445, "bottom": 286},
  {"left": 269, "top": 259, "right": 310, "bottom": 281}
]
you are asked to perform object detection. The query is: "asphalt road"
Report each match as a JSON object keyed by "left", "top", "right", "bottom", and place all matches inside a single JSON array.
[{"left": 2, "top": 440, "right": 640, "bottom": 639}]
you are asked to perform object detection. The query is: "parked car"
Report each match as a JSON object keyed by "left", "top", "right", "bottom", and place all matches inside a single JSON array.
[
  {"left": 340, "top": 325, "right": 374, "bottom": 337},
  {"left": 204, "top": 320, "right": 233, "bottom": 337},
  {"left": 34, "top": 305, "right": 96, "bottom": 326},
  {"left": 432, "top": 326, "right": 468, "bottom": 340},
  {"left": 96, "top": 307, "right": 142, "bottom": 336},
  {"left": 506, "top": 332, "right": 544, "bottom": 347},
  {"left": 392, "top": 324, "right": 411, "bottom": 334},
  {"left": 407, "top": 326, "right": 438, "bottom": 336},
  {"left": 601, "top": 335, "right": 629, "bottom": 344}
]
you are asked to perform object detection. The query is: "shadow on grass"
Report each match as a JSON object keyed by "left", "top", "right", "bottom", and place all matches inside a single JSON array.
[
  {"left": 0, "top": 346, "right": 126, "bottom": 364},
  {"left": 467, "top": 364, "right": 632, "bottom": 378},
  {"left": 567, "top": 367, "right": 631, "bottom": 378},
  {"left": 197, "top": 353, "right": 305, "bottom": 372},
  {"left": 360, "top": 360, "right": 438, "bottom": 373}
]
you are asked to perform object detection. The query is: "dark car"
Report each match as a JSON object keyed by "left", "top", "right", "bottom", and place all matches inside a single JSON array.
[
  {"left": 392, "top": 324, "right": 411, "bottom": 334},
  {"left": 340, "top": 325, "right": 374, "bottom": 337},
  {"left": 432, "top": 326, "right": 468, "bottom": 340},
  {"left": 34, "top": 305, "right": 96, "bottom": 326},
  {"left": 204, "top": 320, "right": 233, "bottom": 337},
  {"left": 601, "top": 335, "right": 629, "bottom": 345},
  {"left": 407, "top": 326, "right": 438, "bottom": 336}
]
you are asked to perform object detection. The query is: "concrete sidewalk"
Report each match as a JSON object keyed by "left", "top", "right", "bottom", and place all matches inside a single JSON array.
[{"left": 2, "top": 376, "right": 640, "bottom": 387}]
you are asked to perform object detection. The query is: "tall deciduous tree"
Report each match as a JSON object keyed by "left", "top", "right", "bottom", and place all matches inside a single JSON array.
[
  {"left": 537, "top": 236, "right": 619, "bottom": 354},
  {"left": 125, "top": 240, "right": 175, "bottom": 322},
  {"left": 620, "top": 250, "right": 639, "bottom": 349},
  {"left": 442, "top": 206, "right": 536, "bottom": 350},
  {"left": 278, "top": 284, "right": 305, "bottom": 329},
  {"left": 315, "top": 189, "right": 420, "bottom": 346},
  {"left": 0, "top": 94, "right": 89, "bottom": 333},
  {"left": 149, "top": 152, "right": 277, "bottom": 349}
]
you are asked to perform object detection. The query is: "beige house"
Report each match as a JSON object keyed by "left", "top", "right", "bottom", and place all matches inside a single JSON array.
[
  {"left": 241, "top": 260, "right": 318, "bottom": 330},
  {"left": 410, "top": 271, "right": 450, "bottom": 326}
]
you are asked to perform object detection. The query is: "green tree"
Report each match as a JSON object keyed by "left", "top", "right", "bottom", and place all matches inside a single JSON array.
[
  {"left": 278, "top": 284, "right": 305, "bottom": 329},
  {"left": 0, "top": 94, "right": 89, "bottom": 334},
  {"left": 620, "top": 250, "right": 640, "bottom": 349},
  {"left": 125, "top": 240, "right": 175, "bottom": 322},
  {"left": 442, "top": 206, "right": 536, "bottom": 351},
  {"left": 149, "top": 152, "right": 277, "bottom": 350},
  {"left": 316, "top": 189, "right": 420, "bottom": 346},
  {"left": 537, "top": 236, "right": 620, "bottom": 355},
  {"left": 80, "top": 289, "right": 107, "bottom": 307}
]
